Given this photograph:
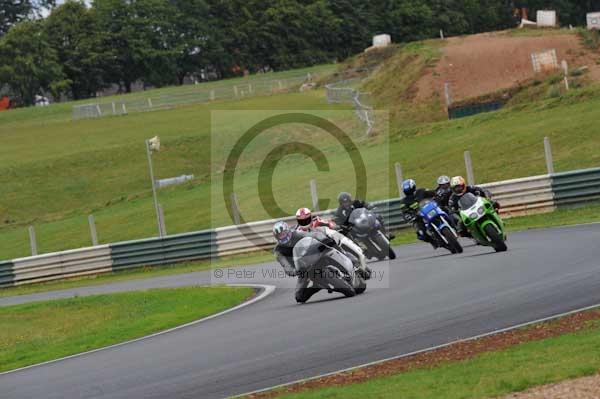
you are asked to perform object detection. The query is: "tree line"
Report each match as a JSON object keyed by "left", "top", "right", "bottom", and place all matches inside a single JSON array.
[{"left": 0, "top": 0, "right": 599, "bottom": 106}]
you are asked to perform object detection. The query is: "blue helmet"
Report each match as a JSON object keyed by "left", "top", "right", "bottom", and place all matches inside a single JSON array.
[{"left": 402, "top": 179, "right": 416, "bottom": 196}]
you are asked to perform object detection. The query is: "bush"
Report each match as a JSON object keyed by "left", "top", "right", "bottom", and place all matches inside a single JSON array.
[
  {"left": 548, "top": 86, "right": 561, "bottom": 98},
  {"left": 581, "top": 30, "right": 600, "bottom": 49}
]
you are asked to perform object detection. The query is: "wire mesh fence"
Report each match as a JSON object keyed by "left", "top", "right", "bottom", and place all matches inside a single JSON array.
[
  {"left": 72, "top": 75, "right": 313, "bottom": 120},
  {"left": 325, "top": 79, "right": 375, "bottom": 136}
]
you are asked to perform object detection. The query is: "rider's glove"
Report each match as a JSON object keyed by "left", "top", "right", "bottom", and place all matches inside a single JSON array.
[
  {"left": 493, "top": 201, "right": 501, "bottom": 210},
  {"left": 403, "top": 213, "right": 415, "bottom": 223}
]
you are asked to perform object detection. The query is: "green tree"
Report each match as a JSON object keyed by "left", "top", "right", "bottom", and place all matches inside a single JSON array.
[
  {"left": 93, "top": 0, "right": 145, "bottom": 92},
  {"left": 0, "top": 0, "right": 56, "bottom": 36},
  {"left": 0, "top": 20, "right": 69, "bottom": 105},
  {"left": 45, "top": 1, "right": 105, "bottom": 99},
  {"left": 170, "top": 0, "right": 211, "bottom": 84}
]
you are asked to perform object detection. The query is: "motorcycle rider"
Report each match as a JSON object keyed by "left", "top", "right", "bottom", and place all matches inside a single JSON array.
[
  {"left": 435, "top": 175, "right": 452, "bottom": 209},
  {"left": 334, "top": 192, "right": 394, "bottom": 239},
  {"left": 447, "top": 176, "right": 498, "bottom": 212},
  {"left": 272, "top": 221, "right": 355, "bottom": 303},
  {"left": 295, "top": 207, "right": 335, "bottom": 231},
  {"left": 399, "top": 179, "right": 439, "bottom": 248},
  {"left": 295, "top": 207, "right": 371, "bottom": 280},
  {"left": 448, "top": 176, "right": 499, "bottom": 235}
]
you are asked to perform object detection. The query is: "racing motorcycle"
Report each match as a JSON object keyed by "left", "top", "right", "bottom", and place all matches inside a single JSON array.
[
  {"left": 458, "top": 193, "right": 507, "bottom": 252},
  {"left": 345, "top": 208, "right": 396, "bottom": 260},
  {"left": 418, "top": 199, "right": 463, "bottom": 254},
  {"left": 293, "top": 236, "right": 366, "bottom": 300}
]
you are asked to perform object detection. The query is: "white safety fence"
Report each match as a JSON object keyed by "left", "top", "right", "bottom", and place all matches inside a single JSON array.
[
  {"left": 325, "top": 80, "right": 375, "bottom": 136},
  {"left": 73, "top": 75, "right": 313, "bottom": 120}
]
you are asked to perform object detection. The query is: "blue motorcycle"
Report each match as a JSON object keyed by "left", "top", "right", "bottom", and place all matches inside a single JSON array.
[{"left": 418, "top": 199, "right": 463, "bottom": 254}]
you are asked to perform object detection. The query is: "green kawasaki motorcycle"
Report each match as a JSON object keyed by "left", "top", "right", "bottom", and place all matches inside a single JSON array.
[{"left": 458, "top": 193, "right": 507, "bottom": 252}]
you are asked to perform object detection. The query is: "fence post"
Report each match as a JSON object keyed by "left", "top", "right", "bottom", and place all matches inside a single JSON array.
[
  {"left": 310, "top": 179, "right": 319, "bottom": 211},
  {"left": 210, "top": 90, "right": 215, "bottom": 101},
  {"left": 158, "top": 204, "right": 167, "bottom": 236},
  {"left": 464, "top": 151, "right": 475, "bottom": 185},
  {"left": 544, "top": 137, "right": 555, "bottom": 174},
  {"left": 95, "top": 104, "right": 102, "bottom": 117},
  {"left": 395, "top": 163, "right": 404, "bottom": 198},
  {"left": 562, "top": 60, "right": 570, "bottom": 91},
  {"left": 278, "top": 80, "right": 283, "bottom": 90},
  {"left": 230, "top": 193, "right": 241, "bottom": 225},
  {"left": 88, "top": 215, "right": 99, "bottom": 246},
  {"left": 111, "top": 102, "right": 116, "bottom": 115},
  {"left": 440, "top": 29, "right": 445, "bottom": 40},
  {"left": 233, "top": 85, "right": 238, "bottom": 98},
  {"left": 444, "top": 82, "right": 452, "bottom": 108},
  {"left": 148, "top": 98, "right": 153, "bottom": 108},
  {"left": 28, "top": 226, "right": 37, "bottom": 256},
  {"left": 122, "top": 103, "right": 127, "bottom": 114}
]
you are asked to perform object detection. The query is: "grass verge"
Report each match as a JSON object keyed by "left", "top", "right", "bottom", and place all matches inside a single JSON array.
[
  {"left": 0, "top": 286, "right": 253, "bottom": 372},
  {"left": 248, "top": 310, "right": 600, "bottom": 399}
]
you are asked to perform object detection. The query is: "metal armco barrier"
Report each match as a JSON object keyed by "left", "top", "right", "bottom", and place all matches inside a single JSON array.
[
  {"left": 482, "top": 174, "right": 555, "bottom": 217},
  {"left": 215, "top": 217, "right": 293, "bottom": 257},
  {"left": 552, "top": 167, "right": 600, "bottom": 207},
  {"left": 0, "top": 260, "right": 15, "bottom": 287},
  {"left": 0, "top": 246, "right": 112, "bottom": 287},
  {"left": 111, "top": 230, "right": 216, "bottom": 272},
  {"left": 1, "top": 167, "right": 599, "bottom": 287},
  {"left": 371, "top": 198, "right": 406, "bottom": 230}
]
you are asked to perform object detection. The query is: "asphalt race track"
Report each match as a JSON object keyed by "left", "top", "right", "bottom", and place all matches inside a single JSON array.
[{"left": 2, "top": 224, "right": 600, "bottom": 399}]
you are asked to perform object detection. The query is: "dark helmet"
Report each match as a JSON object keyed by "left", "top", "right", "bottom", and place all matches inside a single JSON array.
[
  {"left": 338, "top": 192, "right": 352, "bottom": 208},
  {"left": 402, "top": 179, "right": 416, "bottom": 196}
]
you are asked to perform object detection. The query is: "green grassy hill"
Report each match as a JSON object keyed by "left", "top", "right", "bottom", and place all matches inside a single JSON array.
[{"left": 2, "top": 33, "right": 600, "bottom": 260}]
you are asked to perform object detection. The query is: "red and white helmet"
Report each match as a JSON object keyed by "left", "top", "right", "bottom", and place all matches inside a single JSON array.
[{"left": 295, "top": 207, "right": 312, "bottom": 227}]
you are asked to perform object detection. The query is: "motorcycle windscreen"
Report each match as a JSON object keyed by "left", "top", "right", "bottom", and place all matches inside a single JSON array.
[
  {"left": 458, "top": 193, "right": 478, "bottom": 210},
  {"left": 293, "top": 237, "right": 324, "bottom": 272},
  {"left": 348, "top": 208, "right": 375, "bottom": 231}
]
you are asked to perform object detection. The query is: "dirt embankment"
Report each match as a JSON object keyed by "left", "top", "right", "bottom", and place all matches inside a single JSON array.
[{"left": 416, "top": 31, "right": 600, "bottom": 104}]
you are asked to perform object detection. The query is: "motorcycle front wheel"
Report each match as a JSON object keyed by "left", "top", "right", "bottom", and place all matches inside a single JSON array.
[
  {"left": 484, "top": 224, "right": 507, "bottom": 252},
  {"left": 441, "top": 227, "right": 463, "bottom": 254},
  {"left": 372, "top": 231, "right": 395, "bottom": 260}
]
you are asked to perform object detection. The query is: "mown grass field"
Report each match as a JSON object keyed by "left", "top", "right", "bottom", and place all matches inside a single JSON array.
[
  {"left": 0, "top": 286, "right": 253, "bottom": 372},
  {"left": 269, "top": 317, "right": 600, "bottom": 399},
  {"left": 2, "top": 36, "right": 600, "bottom": 260}
]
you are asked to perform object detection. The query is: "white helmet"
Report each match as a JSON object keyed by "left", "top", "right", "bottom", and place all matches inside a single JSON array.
[
  {"left": 437, "top": 175, "right": 450, "bottom": 185},
  {"left": 272, "top": 221, "right": 292, "bottom": 244}
]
